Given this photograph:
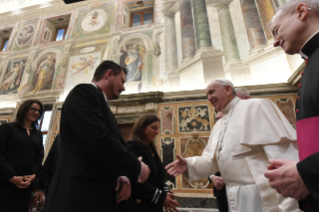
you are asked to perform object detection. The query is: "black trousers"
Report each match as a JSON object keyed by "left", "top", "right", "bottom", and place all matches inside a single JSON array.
[
  {"left": 216, "top": 188, "right": 228, "bottom": 212},
  {"left": 0, "top": 182, "right": 32, "bottom": 212}
]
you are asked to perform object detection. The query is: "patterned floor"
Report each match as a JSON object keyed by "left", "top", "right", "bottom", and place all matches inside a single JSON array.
[
  {"left": 31, "top": 208, "right": 219, "bottom": 212},
  {"left": 178, "top": 208, "right": 219, "bottom": 212}
]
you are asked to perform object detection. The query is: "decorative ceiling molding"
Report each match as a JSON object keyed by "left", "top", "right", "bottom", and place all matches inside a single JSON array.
[{"left": 0, "top": 0, "right": 110, "bottom": 25}]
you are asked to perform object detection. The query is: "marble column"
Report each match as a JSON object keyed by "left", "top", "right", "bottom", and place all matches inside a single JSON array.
[
  {"left": 165, "top": 12, "right": 178, "bottom": 74},
  {"left": 216, "top": 2, "right": 240, "bottom": 62},
  {"left": 254, "top": 0, "right": 275, "bottom": 41},
  {"left": 240, "top": 0, "right": 266, "bottom": 50},
  {"left": 192, "top": 0, "right": 212, "bottom": 49},
  {"left": 277, "top": 0, "right": 286, "bottom": 7},
  {"left": 180, "top": 0, "right": 196, "bottom": 60}
]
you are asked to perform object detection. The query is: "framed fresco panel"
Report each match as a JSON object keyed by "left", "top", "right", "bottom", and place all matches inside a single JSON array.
[{"left": 0, "top": 59, "right": 27, "bottom": 94}]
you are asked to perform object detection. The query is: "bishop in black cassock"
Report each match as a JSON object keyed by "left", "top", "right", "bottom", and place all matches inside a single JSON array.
[{"left": 266, "top": 2, "right": 319, "bottom": 211}]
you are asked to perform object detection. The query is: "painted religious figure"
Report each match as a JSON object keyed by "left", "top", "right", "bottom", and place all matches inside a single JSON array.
[
  {"left": 31, "top": 55, "right": 56, "bottom": 94},
  {"left": 120, "top": 42, "right": 145, "bottom": 82},
  {"left": 16, "top": 24, "right": 35, "bottom": 47},
  {"left": 0, "top": 60, "right": 26, "bottom": 94},
  {"left": 71, "top": 55, "right": 99, "bottom": 76},
  {"left": 81, "top": 9, "right": 107, "bottom": 32},
  {"left": 60, "top": 52, "right": 101, "bottom": 101}
]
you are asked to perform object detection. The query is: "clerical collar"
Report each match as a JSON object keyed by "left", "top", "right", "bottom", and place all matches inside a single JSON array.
[
  {"left": 91, "top": 83, "right": 108, "bottom": 103},
  {"left": 300, "top": 29, "right": 319, "bottom": 60},
  {"left": 222, "top": 96, "right": 240, "bottom": 114}
]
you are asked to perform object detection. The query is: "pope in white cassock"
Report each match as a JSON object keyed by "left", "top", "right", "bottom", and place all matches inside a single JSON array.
[{"left": 166, "top": 79, "right": 301, "bottom": 212}]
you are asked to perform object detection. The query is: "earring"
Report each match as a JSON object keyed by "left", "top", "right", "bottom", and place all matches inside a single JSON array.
[{"left": 308, "top": 8, "right": 312, "bottom": 11}]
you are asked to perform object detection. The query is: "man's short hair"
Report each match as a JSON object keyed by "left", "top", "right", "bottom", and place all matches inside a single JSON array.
[
  {"left": 278, "top": 0, "right": 319, "bottom": 16},
  {"left": 235, "top": 88, "right": 251, "bottom": 98},
  {"left": 214, "top": 79, "right": 237, "bottom": 96},
  {"left": 92, "top": 60, "right": 127, "bottom": 82}
]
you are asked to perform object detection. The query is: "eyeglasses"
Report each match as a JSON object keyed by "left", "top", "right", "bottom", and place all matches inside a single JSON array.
[{"left": 30, "top": 107, "right": 41, "bottom": 113}]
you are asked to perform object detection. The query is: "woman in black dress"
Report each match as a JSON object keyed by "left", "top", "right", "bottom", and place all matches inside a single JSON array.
[
  {"left": 0, "top": 99, "right": 44, "bottom": 212},
  {"left": 119, "top": 114, "right": 181, "bottom": 212}
]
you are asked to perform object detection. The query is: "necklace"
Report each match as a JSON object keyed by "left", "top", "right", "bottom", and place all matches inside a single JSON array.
[{"left": 26, "top": 129, "right": 30, "bottom": 136}]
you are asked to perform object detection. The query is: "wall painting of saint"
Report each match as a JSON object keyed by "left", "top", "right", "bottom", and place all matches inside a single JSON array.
[
  {"left": 0, "top": 60, "right": 27, "bottom": 94},
  {"left": 30, "top": 54, "right": 56, "bottom": 94},
  {"left": 120, "top": 41, "right": 146, "bottom": 82}
]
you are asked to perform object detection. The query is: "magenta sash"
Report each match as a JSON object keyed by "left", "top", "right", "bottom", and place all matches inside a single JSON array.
[{"left": 296, "top": 116, "right": 319, "bottom": 161}]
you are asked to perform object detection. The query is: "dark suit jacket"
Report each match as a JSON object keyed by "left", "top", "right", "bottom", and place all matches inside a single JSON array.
[
  {"left": 36, "top": 134, "right": 60, "bottom": 193},
  {"left": 119, "top": 139, "right": 168, "bottom": 212},
  {"left": 43, "top": 84, "right": 141, "bottom": 212}
]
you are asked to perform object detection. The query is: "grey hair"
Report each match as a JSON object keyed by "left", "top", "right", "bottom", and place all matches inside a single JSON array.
[
  {"left": 213, "top": 79, "right": 237, "bottom": 96},
  {"left": 235, "top": 88, "right": 251, "bottom": 98},
  {"left": 279, "top": 0, "right": 319, "bottom": 16},
  {"left": 269, "top": 0, "right": 319, "bottom": 29}
]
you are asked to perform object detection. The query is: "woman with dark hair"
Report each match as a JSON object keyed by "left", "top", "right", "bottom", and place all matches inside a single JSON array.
[
  {"left": 119, "top": 114, "right": 181, "bottom": 212},
  {"left": 0, "top": 99, "right": 44, "bottom": 212}
]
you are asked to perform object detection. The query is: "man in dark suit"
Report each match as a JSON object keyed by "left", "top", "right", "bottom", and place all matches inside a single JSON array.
[{"left": 44, "top": 61, "right": 150, "bottom": 212}]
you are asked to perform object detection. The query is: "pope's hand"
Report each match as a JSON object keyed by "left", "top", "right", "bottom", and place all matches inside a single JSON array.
[
  {"left": 138, "top": 156, "right": 150, "bottom": 183},
  {"left": 210, "top": 176, "right": 225, "bottom": 190},
  {"left": 165, "top": 155, "right": 187, "bottom": 177},
  {"left": 264, "top": 159, "right": 310, "bottom": 200}
]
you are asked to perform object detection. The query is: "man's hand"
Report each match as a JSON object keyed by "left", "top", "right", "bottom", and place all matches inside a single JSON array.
[
  {"left": 9, "top": 176, "right": 29, "bottom": 189},
  {"left": 115, "top": 176, "right": 131, "bottom": 203},
  {"left": 138, "top": 157, "right": 150, "bottom": 183},
  {"left": 264, "top": 159, "right": 310, "bottom": 200},
  {"left": 33, "top": 190, "right": 45, "bottom": 207},
  {"left": 165, "top": 155, "right": 187, "bottom": 177},
  {"left": 164, "top": 193, "right": 181, "bottom": 212},
  {"left": 23, "top": 174, "right": 36, "bottom": 184},
  {"left": 210, "top": 175, "right": 225, "bottom": 190}
]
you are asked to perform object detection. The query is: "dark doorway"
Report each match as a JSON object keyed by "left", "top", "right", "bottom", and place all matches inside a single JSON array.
[{"left": 119, "top": 123, "right": 134, "bottom": 142}]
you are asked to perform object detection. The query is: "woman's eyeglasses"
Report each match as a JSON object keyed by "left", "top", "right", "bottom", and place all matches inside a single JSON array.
[{"left": 30, "top": 107, "right": 41, "bottom": 113}]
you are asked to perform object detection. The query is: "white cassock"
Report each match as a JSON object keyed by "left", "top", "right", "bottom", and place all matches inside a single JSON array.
[{"left": 185, "top": 97, "right": 301, "bottom": 212}]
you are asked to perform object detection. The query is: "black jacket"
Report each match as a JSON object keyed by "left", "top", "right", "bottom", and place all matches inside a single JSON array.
[
  {"left": 35, "top": 134, "right": 60, "bottom": 193},
  {"left": 119, "top": 139, "right": 169, "bottom": 212},
  {"left": 43, "top": 84, "right": 141, "bottom": 212},
  {"left": 0, "top": 122, "right": 44, "bottom": 212}
]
